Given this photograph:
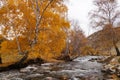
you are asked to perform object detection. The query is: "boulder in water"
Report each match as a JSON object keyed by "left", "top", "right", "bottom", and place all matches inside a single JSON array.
[
  {"left": 44, "top": 77, "right": 58, "bottom": 80},
  {"left": 20, "top": 65, "right": 37, "bottom": 73},
  {"left": 25, "top": 73, "right": 44, "bottom": 79}
]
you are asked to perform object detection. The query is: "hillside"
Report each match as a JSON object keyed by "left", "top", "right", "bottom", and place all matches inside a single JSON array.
[{"left": 88, "top": 27, "right": 120, "bottom": 55}]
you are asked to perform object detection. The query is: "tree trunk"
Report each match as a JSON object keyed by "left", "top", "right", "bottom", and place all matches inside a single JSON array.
[
  {"left": 0, "top": 51, "right": 44, "bottom": 72},
  {"left": 15, "top": 51, "right": 29, "bottom": 66},
  {"left": 0, "top": 54, "right": 2, "bottom": 64},
  {"left": 114, "top": 44, "right": 120, "bottom": 56}
]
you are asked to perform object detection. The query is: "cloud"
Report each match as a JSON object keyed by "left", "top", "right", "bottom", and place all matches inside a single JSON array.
[{"left": 67, "top": 0, "right": 96, "bottom": 36}]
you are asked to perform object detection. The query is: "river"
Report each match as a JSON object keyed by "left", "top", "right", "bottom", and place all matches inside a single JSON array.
[{"left": 0, "top": 56, "right": 105, "bottom": 80}]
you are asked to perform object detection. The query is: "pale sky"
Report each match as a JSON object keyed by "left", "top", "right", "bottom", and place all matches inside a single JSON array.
[
  {"left": 67, "top": 0, "right": 120, "bottom": 36},
  {"left": 67, "top": 0, "right": 95, "bottom": 36}
]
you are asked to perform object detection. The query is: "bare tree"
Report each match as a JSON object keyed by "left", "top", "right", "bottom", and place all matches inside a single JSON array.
[
  {"left": 0, "top": 35, "right": 5, "bottom": 64},
  {"left": 70, "top": 21, "right": 87, "bottom": 56},
  {"left": 90, "top": 0, "right": 120, "bottom": 28},
  {"left": 60, "top": 21, "right": 86, "bottom": 61},
  {"left": 63, "top": 27, "right": 70, "bottom": 55},
  {"left": 89, "top": 0, "right": 120, "bottom": 56}
]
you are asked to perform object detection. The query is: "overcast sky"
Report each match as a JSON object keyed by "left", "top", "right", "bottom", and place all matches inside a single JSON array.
[
  {"left": 67, "top": 0, "right": 95, "bottom": 36},
  {"left": 67, "top": 0, "right": 120, "bottom": 36}
]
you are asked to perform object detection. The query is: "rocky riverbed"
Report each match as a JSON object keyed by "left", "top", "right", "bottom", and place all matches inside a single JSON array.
[
  {"left": 101, "top": 56, "right": 120, "bottom": 80},
  {"left": 0, "top": 56, "right": 114, "bottom": 80}
]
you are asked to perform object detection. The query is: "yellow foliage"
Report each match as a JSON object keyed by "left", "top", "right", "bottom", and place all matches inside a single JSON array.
[
  {"left": 0, "top": 0, "right": 70, "bottom": 62},
  {"left": 81, "top": 46, "right": 98, "bottom": 56}
]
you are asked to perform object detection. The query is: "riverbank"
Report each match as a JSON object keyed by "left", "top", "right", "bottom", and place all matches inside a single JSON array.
[
  {"left": 101, "top": 56, "right": 120, "bottom": 80},
  {"left": 0, "top": 56, "right": 106, "bottom": 80}
]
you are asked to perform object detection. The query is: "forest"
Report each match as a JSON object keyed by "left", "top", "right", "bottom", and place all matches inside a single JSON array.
[{"left": 0, "top": 0, "right": 120, "bottom": 80}]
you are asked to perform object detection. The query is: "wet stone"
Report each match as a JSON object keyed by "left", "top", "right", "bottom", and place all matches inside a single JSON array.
[
  {"left": 0, "top": 56, "right": 106, "bottom": 80},
  {"left": 8, "top": 78, "right": 23, "bottom": 80},
  {"left": 43, "top": 77, "right": 58, "bottom": 80},
  {"left": 25, "top": 73, "right": 44, "bottom": 79},
  {"left": 20, "top": 66, "right": 38, "bottom": 73}
]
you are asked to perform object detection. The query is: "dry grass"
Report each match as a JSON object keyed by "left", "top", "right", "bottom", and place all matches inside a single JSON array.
[
  {"left": 0, "top": 52, "right": 61, "bottom": 67},
  {"left": 1, "top": 53, "right": 23, "bottom": 63},
  {"left": 0, "top": 53, "right": 23, "bottom": 67},
  {"left": 0, "top": 62, "right": 16, "bottom": 67}
]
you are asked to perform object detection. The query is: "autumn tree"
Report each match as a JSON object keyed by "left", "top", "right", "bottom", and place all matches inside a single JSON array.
[
  {"left": 61, "top": 21, "right": 87, "bottom": 60},
  {"left": 0, "top": 35, "right": 6, "bottom": 64},
  {"left": 89, "top": 0, "right": 120, "bottom": 56},
  {"left": 69, "top": 21, "right": 87, "bottom": 56},
  {"left": 0, "top": 0, "right": 70, "bottom": 64}
]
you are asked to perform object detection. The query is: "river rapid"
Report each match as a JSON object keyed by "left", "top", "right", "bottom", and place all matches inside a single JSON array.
[{"left": 0, "top": 56, "right": 105, "bottom": 80}]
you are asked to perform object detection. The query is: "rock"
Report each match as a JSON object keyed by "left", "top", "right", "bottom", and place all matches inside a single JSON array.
[
  {"left": 115, "top": 65, "right": 120, "bottom": 77},
  {"left": 101, "top": 64, "right": 116, "bottom": 74},
  {"left": 41, "top": 66, "right": 51, "bottom": 70},
  {"left": 75, "top": 76, "right": 86, "bottom": 80},
  {"left": 41, "top": 63, "right": 53, "bottom": 66},
  {"left": 101, "top": 57, "right": 120, "bottom": 78},
  {"left": 60, "top": 75, "right": 70, "bottom": 80},
  {"left": 102, "top": 74, "right": 117, "bottom": 80},
  {"left": 44, "top": 77, "right": 58, "bottom": 80},
  {"left": 20, "top": 65, "right": 37, "bottom": 73},
  {"left": 44, "top": 77, "right": 53, "bottom": 80},
  {"left": 0, "top": 56, "right": 104, "bottom": 80},
  {"left": 71, "top": 77, "right": 79, "bottom": 80},
  {"left": 9, "top": 78, "right": 23, "bottom": 80},
  {"left": 110, "top": 57, "right": 120, "bottom": 64},
  {"left": 100, "top": 56, "right": 114, "bottom": 64},
  {"left": 89, "top": 58, "right": 98, "bottom": 62},
  {"left": 88, "top": 56, "right": 104, "bottom": 62},
  {"left": 25, "top": 73, "right": 44, "bottom": 79}
]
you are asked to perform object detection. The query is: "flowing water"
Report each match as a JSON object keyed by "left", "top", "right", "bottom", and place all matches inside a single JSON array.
[{"left": 0, "top": 56, "right": 105, "bottom": 80}]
